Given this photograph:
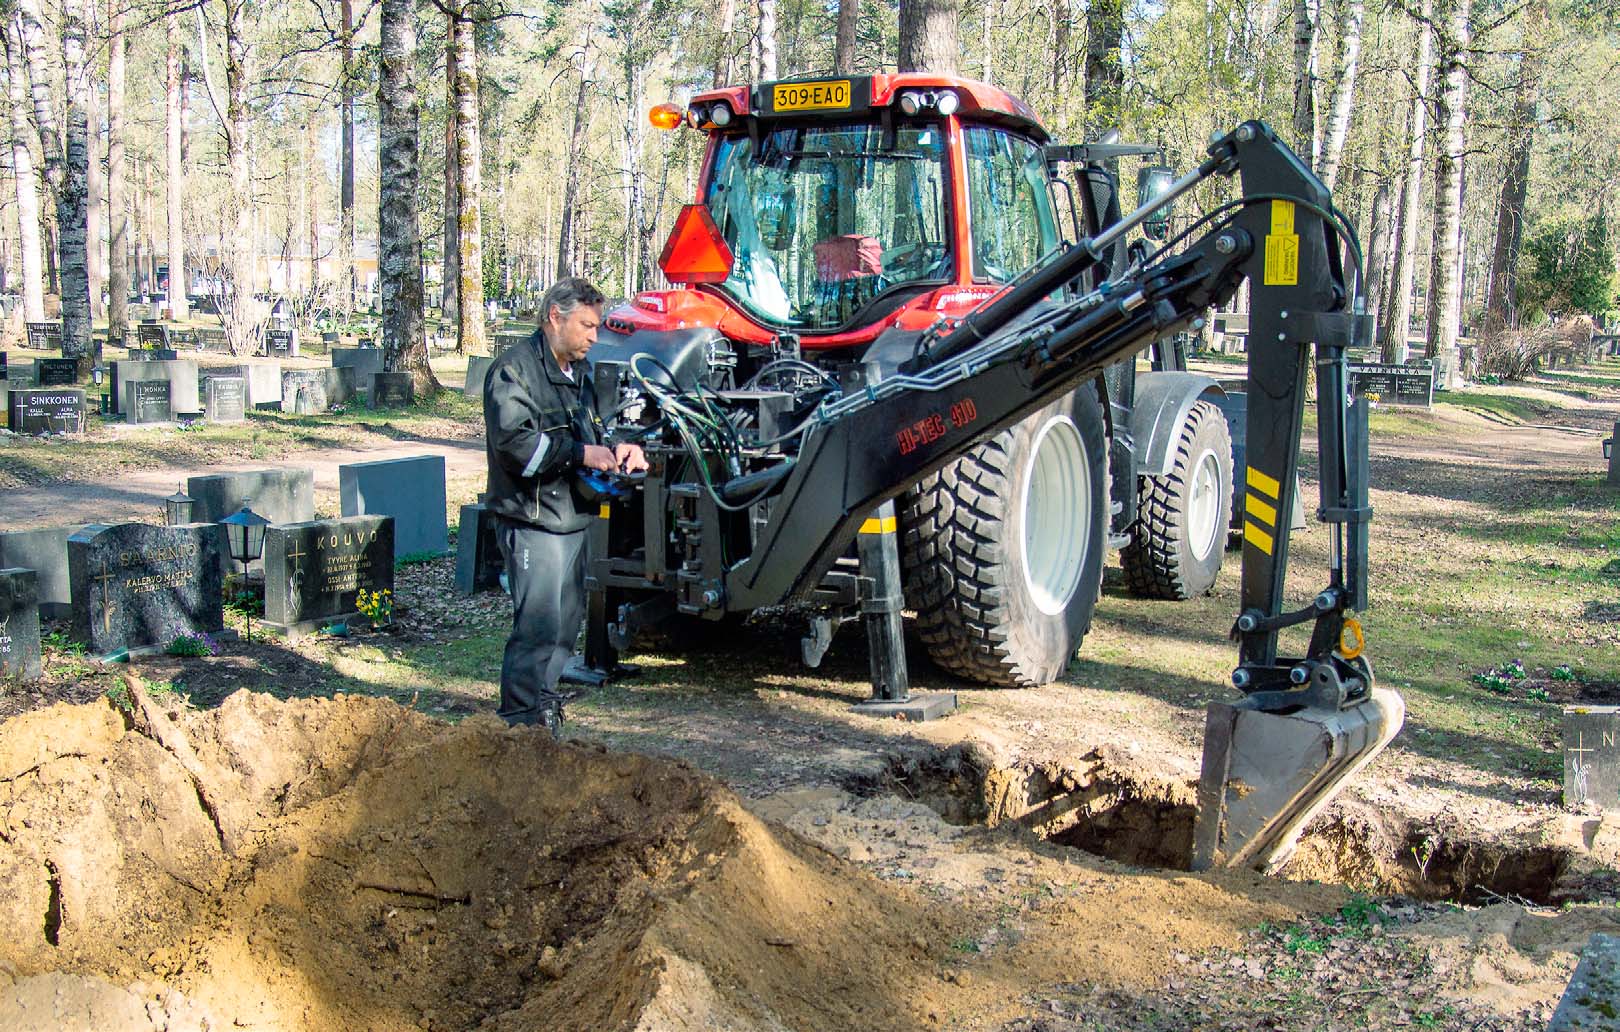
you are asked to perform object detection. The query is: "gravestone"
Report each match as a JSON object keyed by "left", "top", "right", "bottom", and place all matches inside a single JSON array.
[
  {"left": 463, "top": 356, "right": 494, "bottom": 398},
  {"left": 0, "top": 568, "right": 42, "bottom": 679},
  {"left": 331, "top": 347, "right": 385, "bottom": 391},
  {"left": 135, "top": 323, "right": 171, "bottom": 348},
  {"left": 34, "top": 357, "right": 79, "bottom": 386},
  {"left": 263, "top": 328, "right": 298, "bottom": 358},
  {"left": 24, "top": 321, "right": 61, "bottom": 350},
  {"left": 262, "top": 516, "right": 394, "bottom": 636},
  {"left": 454, "top": 503, "right": 504, "bottom": 594},
  {"left": 1347, "top": 361, "right": 1435, "bottom": 407},
  {"left": 110, "top": 358, "right": 199, "bottom": 416},
  {"left": 7, "top": 388, "right": 86, "bottom": 435},
  {"left": 124, "top": 380, "right": 173, "bottom": 424},
  {"left": 1548, "top": 934, "right": 1620, "bottom": 1032},
  {"left": 280, "top": 367, "right": 356, "bottom": 413},
  {"left": 195, "top": 328, "right": 229, "bottom": 351},
  {"left": 67, "top": 522, "right": 226, "bottom": 657},
  {"left": 1564, "top": 706, "right": 1620, "bottom": 808},
  {"left": 369, "top": 371, "right": 414, "bottom": 408},
  {"left": 204, "top": 376, "right": 247, "bottom": 423},
  {"left": 187, "top": 467, "right": 315, "bottom": 526},
  {"left": 0, "top": 526, "right": 81, "bottom": 619},
  {"left": 230, "top": 360, "right": 282, "bottom": 409},
  {"left": 339, "top": 454, "right": 446, "bottom": 559}
]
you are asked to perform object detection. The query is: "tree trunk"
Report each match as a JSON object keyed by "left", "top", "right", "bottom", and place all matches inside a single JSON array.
[
  {"left": 556, "top": 29, "right": 594, "bottom": 279},
  {"left": 897, "top": 0, "right": 957, "bottom": 73},
  {"left": 224, "top": 0, "right": 255, "bottom": 354},
  {"left": 442, "top": 15, "right": 459, "bottom": 332},
  {"left": 106, "top": 0, "right": 128, "bottom": 344},
  {"left": 341, "top": 0, "right": 356, "bottom": 311},
  {"left": 1383, "top": 0, "right": 1433, "bottom": 359},
  {"left": 1424, "top": 0, "right": 1470, "bottom": 361},
  {"left": 757, "top": 0, "right": 777, "bottom": 80},
  {"left": 56, "top": 0, "right": 92, "bottom": 359},
  {"left": 1482, "top": 30, "right": 1541, "bottom": 335},
  {"left": 712, "top": 0, "right": 733, "bottom": 86},
  {"left": 1291, "top": 0, "right": 1319, "bottom": 165},
  {"left": 1083, "top": 0, "right": 1124, "bottom": 129},
  {"left": 834, "top": 0, "right": 857, "bottom": 73},
  {"left": 1363, "top": 180, "right": 1394, "bottom": 349},
  {"left": 1318, "top": 0, "right": 1364, "bottom": 191},
  {"left": 2, "top": 17, "right": 45, "bottom": 322},
  {"left": 86, "top": 46, "right": 103, "bottom": 322},
  {"left": 165, "top": 13, "right": 187, "bottom": 320},
  {"left": 451, "top": 4, "right": 483, "bottom": 351},
  {"left": 378, "top": 0, "right": 435, "bottom": 392}
]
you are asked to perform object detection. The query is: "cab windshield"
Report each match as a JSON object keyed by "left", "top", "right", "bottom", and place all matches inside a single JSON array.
[{"left": 705, "top": 124, "right": 949, "bottom": 331}]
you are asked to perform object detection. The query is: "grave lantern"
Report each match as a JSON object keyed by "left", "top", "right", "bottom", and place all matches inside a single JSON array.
[
  {"left": 164, "top": 483, "right": 195, "bottom": 526},
  {"left": 91, "top": 363, "right": 108, "bottom": 413},
  {"left": 221, "top": 506, "right": 269, "bottom": 571}
]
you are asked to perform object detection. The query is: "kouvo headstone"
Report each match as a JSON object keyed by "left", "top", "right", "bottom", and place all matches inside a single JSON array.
[
  {"left": 204, "top": 376, "right": 247, "bottom": 423},
  {"left": 369, "top": 371, "right": 414, "bottom": 408},
  {"left": 7, "top": 389, "right": 86, "bottom": 435},
  {"left": 339, "top": 454, "right": 446, "bottom": 559},
  {"left": 34, "top": 357, "right": 79, "bottom": 386},
  {"left": 187, "top": 468, "right": 316, "bottom": 526},
  {"left": 1348, "top": 361, "right": 1435, "bottom": 407},
  {"left": 263, "top": 516, "right": 394, "bottom": 635},
  {"left": 0, "top": 526, "right": 80, "bottom": 619},
  {"left": 454, "top": 503, "right": 504, "bottom": 594},
  {"left": 67, "top": 522, "right": 225, "bottom": 657},
  {"left": 1563, "top": 706, "right": 1620, "bottom": 809},
  {"left": 124, "top": 379, "right": 173, "bottom": 424},
  {"left": 0, "top": 568, "right": 43, "bottom": 679}
]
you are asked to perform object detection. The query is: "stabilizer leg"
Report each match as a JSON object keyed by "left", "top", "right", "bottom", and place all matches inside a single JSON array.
[{"left": 849, "top": 501, "right": 955, "bottom": 722}]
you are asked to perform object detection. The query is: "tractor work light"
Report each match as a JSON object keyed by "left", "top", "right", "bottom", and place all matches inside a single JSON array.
[
  {"left": 897, "top": 91, "right": 923, "bottom": 116},
  {"left": 685, "top": 105, "right": 702, "bottom": 128},
  {"left": 648, "top": 102, "right": 683, "bottom": 130},
  {"left": 935, "top": 90, "right": 960, "bottom": 116},
  {"left": 709, "top": 103, "right": 732, "bottom": 127}
]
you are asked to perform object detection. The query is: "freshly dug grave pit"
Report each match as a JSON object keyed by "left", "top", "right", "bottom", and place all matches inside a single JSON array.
[
  {"left": 875, "top": 744, "right": 1596, "bottom": 905},
  {"left": 0, "top": 687, "right": 969, "bottom": 1032}
]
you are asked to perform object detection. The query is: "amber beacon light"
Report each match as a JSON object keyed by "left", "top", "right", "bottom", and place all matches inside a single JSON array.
[{"left": 648, "top": 102, "right": 683, "bottom": 130}]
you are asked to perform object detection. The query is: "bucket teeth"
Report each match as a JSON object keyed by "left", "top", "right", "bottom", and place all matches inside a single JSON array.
[{"left": 1190, "top": 687, "right": 1405, "bottom": 872}]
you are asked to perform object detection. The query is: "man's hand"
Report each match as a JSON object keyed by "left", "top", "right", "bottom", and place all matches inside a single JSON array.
[
  {"left": 614, "top": 443, "right": 649, "bottom": 474},
  {"left": 581, "top": 444, "right": 618, "bottom": 471}
]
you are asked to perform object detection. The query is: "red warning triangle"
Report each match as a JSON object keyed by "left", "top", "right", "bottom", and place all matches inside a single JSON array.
[{"left": 658, "top": 204, "right": 734, "bottom": 285}]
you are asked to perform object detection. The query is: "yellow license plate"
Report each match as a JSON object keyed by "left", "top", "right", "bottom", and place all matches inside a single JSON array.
[{"left": 772, "top": 80, "right": 852, "bottom": 112}]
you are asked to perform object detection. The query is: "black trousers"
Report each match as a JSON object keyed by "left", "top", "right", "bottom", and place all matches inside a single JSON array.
[{"left": 496, "top": 517, "right": 586, "bottom": 726}]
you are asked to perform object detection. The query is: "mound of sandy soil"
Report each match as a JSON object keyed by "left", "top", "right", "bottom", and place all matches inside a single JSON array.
[{"left": 0, "top": 687, "right": 965, "bottom": 1031}]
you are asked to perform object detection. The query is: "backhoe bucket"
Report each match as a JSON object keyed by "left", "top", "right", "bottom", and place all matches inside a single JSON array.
[{"left": 1190, "top": 688, "right": 1404, "bottom": 872}]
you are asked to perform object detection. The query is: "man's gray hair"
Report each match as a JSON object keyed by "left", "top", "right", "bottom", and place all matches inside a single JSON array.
[{"left": 541, "top": 277, "right": 607, "bottom": 324}]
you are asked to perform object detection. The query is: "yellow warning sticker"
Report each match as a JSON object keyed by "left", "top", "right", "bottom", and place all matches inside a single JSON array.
[
  {"left": 859, "top": 515, "right": 898, "bottom": 535},
  {"left": 1244, "top": 520, "right": 1275, "bottom": 556},
  {"left": 1246, "top": 466, "right": 1281, "bottom": 500},
  {"left": 1264, "top": 233, "right": 1299, "bottom": 286},
  {"left": 1245, "top": 493, "right": 1277, "bottom": 528},
  {"left": 1270, "top": 200, "right": 1295, "bottom": 235}
]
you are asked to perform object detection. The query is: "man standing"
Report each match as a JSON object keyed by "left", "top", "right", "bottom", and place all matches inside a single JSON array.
[{"left": 483, "top": 277, "right": 646, "bottom": 735}]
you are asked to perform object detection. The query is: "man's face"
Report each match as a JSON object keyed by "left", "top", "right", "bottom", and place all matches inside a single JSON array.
[{"left": 547, "top": 303, "right": 602, "bottom": 365}]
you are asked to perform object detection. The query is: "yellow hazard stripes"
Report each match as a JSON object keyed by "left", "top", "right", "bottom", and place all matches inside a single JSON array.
[
  {"left": 859, "top": 515, "right": 898, "bottom": 535},
  {"left": 1243, "top": 466, "right": 1280, "bottom": 555}
]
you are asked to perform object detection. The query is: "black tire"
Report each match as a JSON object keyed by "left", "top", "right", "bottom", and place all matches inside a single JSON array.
[
  {"left": 1121, "top": 399, "right": 1234, "bottom": 600},
  {"left": 900, "top": 387, "right": 1109, "bottom": 688}
]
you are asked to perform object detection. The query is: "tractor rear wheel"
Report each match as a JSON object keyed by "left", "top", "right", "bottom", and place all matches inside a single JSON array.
[
  {"left": 900, "top": 387, "right": 1108, "bottom": 688},
  {"left": 1121, "top": 399, "right": 1234, "bottom": 600}
]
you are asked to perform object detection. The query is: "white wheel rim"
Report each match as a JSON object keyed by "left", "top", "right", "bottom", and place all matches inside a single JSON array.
[
  {"left": 1020, "top": 416, "right": 1090, "bottom": 617},
  {"left": 1186, "top": 449, "right": 1223, "bottom": 563}
]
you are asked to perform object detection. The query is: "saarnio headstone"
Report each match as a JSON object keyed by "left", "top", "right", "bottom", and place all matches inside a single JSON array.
[
  {"left": 0, "top": 567, "right": 43, "bottom": 679},
  {"left": 204, "top": 376, "right": 247, "bottom": 423},
  {"left": 1563, "top": 706, "right": 1620, "bottom": 809},
  {"left": 262, "top": 515, "right": 394, "bottom": 636},
  {"left": 124, "top": 379, "right": 173, "bottom": 424},
  {"left": 7, "top": 388, "right": 86, "bottom": 435},
  {"left": 67, "top": 522, "right": 226, "bottom": 658}
]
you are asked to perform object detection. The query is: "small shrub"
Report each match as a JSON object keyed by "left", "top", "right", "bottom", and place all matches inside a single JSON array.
[
  {"left": 1552, "top": 664, "right": 1577, "bottom": 682},
  {"left": 165, "top": 631, "right": 219, "bottom": 657}
]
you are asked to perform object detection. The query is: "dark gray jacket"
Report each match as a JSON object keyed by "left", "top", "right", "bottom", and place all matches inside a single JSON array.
[{"left": 483, "top": 332, "right": 602, "bottom": 533}]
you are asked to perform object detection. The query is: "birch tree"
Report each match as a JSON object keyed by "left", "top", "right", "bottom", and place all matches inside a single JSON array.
[
  {"left": 1382, "top": 0, "right": 1433, "bottom": 361},
  {"left": 106, "top": 0, "right": 128, "bottom": 341},
  {"left": 1, "top": 16, "right": 44, "bottom": 322},
  {"left": 1424, "top": 0, "right": 1471, "bottom": 362},
  {"left": 1292, "top": 0, "right": 1319, "bottom": 164},
  {"left": 556, "top": 20, "right": 595, "bottom": 279},
  {"left": 340, "top": 0, "right": 355, "bottom": 310},
  {"left": 1318, "top": 0, "right": 1365, "bottom": 190},
  {"left": 378, "top": 0, "right": 435, "bottom": 390},
  {"left": 1084, "top": 0, "right": 1124, "bottom": 130},
  {"left": 755, "top": 0, "right": 776, "bottom": 80},
  {"left": 442, "top": 17, "right": 458, "bottom": 328},
  {"left": 165, "top": 12, "right": 187, "bottom": 320},
  {"left": 450, "top": 2, "right": 483, "bottom": 351}
]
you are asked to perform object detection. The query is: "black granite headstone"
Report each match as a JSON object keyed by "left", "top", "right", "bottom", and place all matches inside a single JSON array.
[
  {"left": 263, "top": 516, "right": 394, "bottom": 635},
  {"left": 0, "top": 567, "right": 42, "bottom": 679},
  {"left": 7, "top": 388, "right": 86, "bottom": 434},
  {"left": 264, "top": 329, "right": 296, "bottom": 357},
  {"left": 369, "top": 371, "right": 415, "bottom": 407},
  {"left": 1564, "top": 707, "right": 1620, "bottom": 808},
  {"left": 1348, "top": 362, "right": 1435, "bottom": 407},
  {"left": 135, "top": 323, "right": 171, "bottom": 348},
  {"left": 34, "top": 358, "right": 79, "bottom": 386},
  {"left": 204, "top": 376, "right": 246, "bottom": 423},
  {"left": 24, "top": 321, "right": 61, "bottom": 350},
  {"left": 67, "top": 522, "right": 226, "bottom": 657},
  {"left": 124, "top": 379, "right": 173, "bottom": 424},
  {"left": 453, "top": 503, "right": 504, "bottom": 594}
]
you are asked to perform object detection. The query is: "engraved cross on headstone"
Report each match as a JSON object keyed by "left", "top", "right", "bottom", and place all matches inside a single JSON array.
[{"left": 93, "top": 563, "right": 116, "bottom": 633}]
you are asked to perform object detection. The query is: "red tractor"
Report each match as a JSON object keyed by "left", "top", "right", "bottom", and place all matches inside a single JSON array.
[{"left": 599, "top": 73, "right": 1237, "bottom": 688}]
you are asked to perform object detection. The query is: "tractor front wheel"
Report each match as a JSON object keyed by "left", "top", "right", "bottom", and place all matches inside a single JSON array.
[
  {"left": 1120, "top": 399, "right": 1234, "bottom": 600},
  {"left": 900, "top": 387, "right": 1109, "bottom": 688}
]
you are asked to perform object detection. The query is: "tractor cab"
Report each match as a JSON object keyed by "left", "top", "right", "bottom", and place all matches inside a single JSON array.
[{"left": 618, "top": 75, "right": 1077, "bottom": 350}]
